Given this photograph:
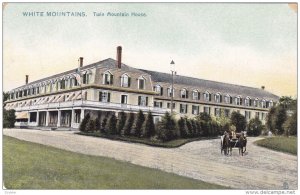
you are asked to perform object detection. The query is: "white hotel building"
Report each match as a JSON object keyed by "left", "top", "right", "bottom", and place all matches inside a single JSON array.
[{"left": 4, "top": 46, "right": 279, "bottom": 130}]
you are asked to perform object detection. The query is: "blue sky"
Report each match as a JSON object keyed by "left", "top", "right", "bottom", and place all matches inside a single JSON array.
[{"left": 3, "top": 3, "right": 297, "bottom": 97}]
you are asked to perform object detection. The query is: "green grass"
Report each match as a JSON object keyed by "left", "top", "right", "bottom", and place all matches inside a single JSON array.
[
  {"left": 77, "top": 132, "right": 217, "bottom": 148},
  {"left": 254, "top": 136, "right": 297, "bottom": 155},
  {"left": 3, "top": 136, "right": 227, "bottom": 189}
]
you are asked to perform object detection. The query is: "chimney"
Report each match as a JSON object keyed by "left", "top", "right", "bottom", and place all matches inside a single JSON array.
[
  {"left": 116, "top": 46, "right": 122, "bottom": 69},
  {"left": 261, "top": 86, "right": 265, "bottom": 90},
  {"left": 25, "top": 75, "right": 29, "bottom": 84},
  {"left": 79, "top": 57, "right": 83, "bottom": 67}
]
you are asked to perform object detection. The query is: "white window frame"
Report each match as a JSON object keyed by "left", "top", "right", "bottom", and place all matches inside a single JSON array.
[
  {"left": 180, "top": 88, "right": 187, "bottom": 99},
  {"left": 138, "top": 76, "right": 146, "bottom": 90},
  {"left": 192, "top": 105, "right": 200, "bottom": 115},
  {"left": 215, "top": 93, "right": 221, "bottom": 103},
  {"left": 103, "top": 71, "right": 113, "bottom": 85},
  {"left": 121, "top": 74, "right": 130, "bottom": 87},
  {"left": 167, "top": 87, "right": 175, "bottom": 97},
  {"left": 99, "top": 91, "right": 110, "bottom": 103},
  {"left": 192, "top": 90, "right": 199, "bottom": 100},
  {"left": 204, "top": 91, "right": 210, "bottom": 101},
  {"left": 245, "top": 97, "right": 251, "bottom": 106}
]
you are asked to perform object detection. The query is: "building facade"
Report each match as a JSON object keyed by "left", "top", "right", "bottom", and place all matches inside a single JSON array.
[{"left": 4, "top": 46, "right": 279, "bottom": 130}]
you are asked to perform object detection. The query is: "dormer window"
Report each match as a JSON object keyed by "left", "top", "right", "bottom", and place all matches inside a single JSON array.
[
  {"left": 262, "top": 99, "right": 267, "bottom": 108},
  {"left": 180, "top": 88, "right": 188, "bottom": 99},
  {"left": 167, "top": 87, "right": 175, "bottom": 97},
  {"left": 269, "top": 100, "right": 273, "bottom": 107},
  {"left": 224, "top": 94, "right": 232, "bottom": 104},
  {"left": 121, "top": 74, "right": 131, "bottom": 87},
  {"left": 204, "top": 91, "right": 211, "bottom": 101},
  {"left": 154, "top": 85, "right": 163, "bottom": 96},
  {"left": 192, "top": 90, "right": 200, "bottom": 100},
  {"left": 83, "top": 71, "right": 92, "bottom": 84},
  {"left": 138, "top": 76, "right": 146, "bottom": 90},
  {"left": 235, "top": 96, "right": 242, "bottom": 106},
  {"left": 254, "top": 98, "right": 259, "bottom": 107},
  {"left": 103, "top": 71, "right": 113, "bottom": 85},
  {"left": 214, "top": 93, "right": 222, "bottom": 103},
  {"left": 245, "top": 97, "right": 251, "bottom": 106},
  {"left": 60, "top": 80, "right": 66, "bottom": 90}
]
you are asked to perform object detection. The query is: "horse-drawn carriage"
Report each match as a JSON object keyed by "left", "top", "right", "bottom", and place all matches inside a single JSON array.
[{"left": 220, "top": 131, "right": 247, "bottom": 156}]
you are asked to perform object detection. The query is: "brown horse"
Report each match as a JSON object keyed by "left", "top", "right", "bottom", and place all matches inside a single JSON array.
[
  {"left": 238, "top": 133, "right": 247, "bottom": 156},
  {"left": 221, "top": 134, "right": 230, "bottom": 155}
]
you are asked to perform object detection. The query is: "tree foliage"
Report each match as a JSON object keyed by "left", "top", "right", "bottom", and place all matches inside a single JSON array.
[
  {"left": 283, "top": 109, "right": 297, "bottom": 136},
  {"left": 247, "top": 117, "right": 263, "bottom": 136},
  {"left": 79, "top": 113, "right": 90, "bottom": 132},
  {"left": 107, "top": 114, "right": 117, "bottom": 135},
  {"left": 141, "top": 111, "right": 155, "bottom": 138},
  {"left": 155, "top": 112, "right": 177, "bottom": 141},
  {"left": 121, "top": 112, "right": 135, "bottom": 136},
  {"left": 230, "top": 111, "right": 246, "bottom": 132},
  {"left": 3, "top": 109, "right": 16, "bottom": 128},
  {"left": 117, "top": 111, "right": 127, "bottom": 134},
  {"left": 131, "top": 110, "right": 145, "bottom": 137}
]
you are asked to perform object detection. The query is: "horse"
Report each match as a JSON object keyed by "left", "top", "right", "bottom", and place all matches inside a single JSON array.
[
  {"left": 238, "top": 134, "right": 247, "bottom": 156},
  {"left": 221, "top": 134, "right": 230, "bottom": 155}
]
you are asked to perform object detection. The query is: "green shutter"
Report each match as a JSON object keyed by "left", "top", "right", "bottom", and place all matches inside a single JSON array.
[
  {"left": 160, "top": 87, "right": 163, "bottom": 96},
  {"left": 146, "top": 97, "right": 148, "bottom": 106},
  {"left": 108, "top": 93, "right": 111, "bottom": 102},
  {"left": 138, "top": 96, "right": 141, "bottom": 106},
  {"left": 110, "top": 75, "right": 114, "bottom": 85},
  {"left": 128, "top": 77, "right": 131, "bottom": 87},
  {"left": 99, "top": 92, "right": 102, "bottom": 102}
]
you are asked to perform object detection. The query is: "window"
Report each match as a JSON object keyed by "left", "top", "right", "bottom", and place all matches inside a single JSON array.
[
  {"left": 180, "top": 104, "right": 188, "bottom": 114},
  {"left": 121, "top": 74, "right": 130, "bottom": 87},
  {"left": 138, "top": 77, "right": 145, "bottom": 90},
  {"left": 24, "top": 89, "right": 27, "bottom": 97},
  {"left": 138, "top": 96, "right": 148, "bottom": 106},
  {"left": 192, "top": 90, "right": 200, "bottom": 100},
  {"left": 99, "top": 91, "right": 110, "bottom": 102},
  {"left": 204, "top": 91, "right": 211, "bottom": 101},
  {"left": 167, "top": 87, "right": 175, "bottom": 97},
  {"left": 215, "top": 93, "right": 222, "bottom": 103},
  {"left": 36, "top": 87, "right": 40, "bottom": 94},
  {"left": 261, "top": 99, "right": 267, "bottom": 108},
  {"left": 254, "top": 98, "right": 259, "bottom": 107},
  {"left": 19, "top": 91, "right": 23, "bottom": 98},
  {"left": 261, "top": 112, "right": 266, "bottom": 120},
  {"left": 154, "top": 85, "right": 163, "bottom": 96},
  {"left": 215, "top": 108, "right": 221, "bottom": 117},
  {"left": 245, "top": 97, "right": 251, "bottom": 106},
  {"left": 225, "top": 109, "right": 230, "bottom": 117},
  {"left": 180, "top": 88, "right": 188, "bottom": 99},
  {"left": 269, "top": 101, "right": 273, "bottom": 107},
  {"left": 10, "top": 93, "right": 14, "bottom": 100},
  {"left": 83, "top": 73, "right": 90, "bottom": 84},
  {"left": 103, "top": 72, "right": 113, "bottom": 85},
  {"left": 154, "top": 101, "right": 163, "bottom": 108},
  {"left": 245, "top": 111, "right": 251, "bottom": 120},
  {"left": 167, "top": 102, "right": 176, "bottom": 109},
  {"left": 121, "top": 95, "right": 128, "bottom": 104},
  {"left": 224, "top": 94, "right": 232, "bottom": 104},
  {"left": 255, "top": 112, "right": 260, "bottom": 118},
  {"left": 60, "top": 80, "right": 66, "bottom": 90},
  {"left": 204, "top": 106, "right": 211, "bottom": 114},
  {"left": 235, "top": 96, "right": 242, "bottom": 105},
  {"left": 192, "top": 105, "right": 200, "bottom": 115}
]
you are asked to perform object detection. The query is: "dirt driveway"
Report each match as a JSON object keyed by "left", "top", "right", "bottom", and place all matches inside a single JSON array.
[{"left": 3, "top": 128, "right": 297, "bottom": 189}]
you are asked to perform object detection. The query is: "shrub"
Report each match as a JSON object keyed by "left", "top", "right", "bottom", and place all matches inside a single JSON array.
[
  {"left": 141, "top": 111, "right": 155, "bottom": 138},
  {"left": 107, "top": 114, "right": 117, "bottom": 135},
  {"left": 117, "top": 111, "right": 127, "bottom": 135},
  {"left": 197, "top": 112, "right": 212, "bottom": 123},
  {"left": 230, "top": 111, "right": 246, "bottom": 132},
  {"left": 79, "top": 113, "right": 90, "bottom": 132},
  {"left": 178, "top": 117, "right": 188, "bottom": 138},
  {"left": 131, "top": 110, "right": 145, "bottom": 137},
  {"left": 3, "top": 109, "right": 16, "bottom": 128},
  {"left": 95, "top": 117, "right": 101, "bottom": 132},
  {"left": 121, "top": 112, "right": 135, "bottom": 136},
  {"left": 185, "top": 118, "right": 193, "bottom": 137},
  {"left": 101, "top": 118, "right": 108, "bottom": 133},
  {"left": 86, "top": 119, "right": 96, "bottom": 132},
  {"left": 247, "top": 117, "right": 263, "bottom": 136},
  {"left": 283, "top": 110, "right": 297, "bottom": 136},
  {"left": 155, "top": 112, "right": 177, "bottom": 141},
  {"left": 191, "top": 119, "right": 198, "bottom": 136}
]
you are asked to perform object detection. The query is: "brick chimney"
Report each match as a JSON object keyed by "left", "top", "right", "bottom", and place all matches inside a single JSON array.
[
  {"left": 116, "top": 46, "right": 122, "bottom": 69},
  {"left": 261, "top": 86, "right": 265, "bottom": 90},
  {"left": 25, "top": 75, "right": 29, "bottom": 84},
  {"left": 79, "top": 57, "right": 83, "bottom": 67}
]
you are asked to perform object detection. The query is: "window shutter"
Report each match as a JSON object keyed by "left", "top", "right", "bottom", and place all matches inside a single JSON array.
[
  {"left": 214, "top": 95, "right": 217, "bottom": 102},
  {"left": 220, "top": 95, "right": 222, "bottom": 103},
  {"left": 160, "top": 102, "right": 162, "bottom": 108},
  {"left": 146, "top": 97, "right": 148, "bottom": 106},
  {"left": 128, "top": 77, "right": 131, "bottom": 87},
  {"left": 160, "top": 87, "right": 163, "bottom": 96},
  {"left": 197, "top": 106, "right": 199, "bottom": 114},
  {"left": 110, "top": 75, "right": 114, "bottom": 85},
  {"left": 138, "top": 96, "right": 141, "bottom": 106},
  {"left": 198, "top": 92, "right": 200, "bottom": 100},
  {"left": 240, "top": 98, "right": 242, "bottom": 105},
  {"left": 186, "top": 90, "right": 189, "bottom": 99},
  {"left": 209, "top": 94, "right": 211, "bottom": 101},
  {"left": 185, "top": 104, "right": 188, "bottom": 113},
  {"left": 153, "top": 86, "right": 155, "bottom": 91},
  {"left": 99, "top": 92, "right": 102, "bottom": 102},
  {"left": 108, "top": 93, "right": 111, "bottom": 102}
]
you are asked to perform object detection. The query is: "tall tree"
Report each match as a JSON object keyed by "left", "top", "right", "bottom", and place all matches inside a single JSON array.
[
  {"left": 141, "top": 111, "right": 155, "bottom": 138},
  {"left": 121, "top": 112, "right": 135, "bottom": 136},
  {"left": 107, "top": 114, "right": 117, "bottom": 135},
  {"left": 230, "top": 111, "right": 246, "bottom": 132},
  {"left": 131, "top": 110, "right": 145, "bottom": 137},
  {"left": 116, "top": 111, "right": 127, "bottom": 134}
]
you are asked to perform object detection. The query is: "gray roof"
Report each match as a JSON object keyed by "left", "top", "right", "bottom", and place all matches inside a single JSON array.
[
  {"left": 12, "top": 58, "right": 279, "bottom": 100},
  {"left": 139, "top": 69, "right": 279, "bottom": 100}
]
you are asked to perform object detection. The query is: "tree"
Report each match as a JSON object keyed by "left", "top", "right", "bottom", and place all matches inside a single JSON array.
[
  {"left": 230, "top": 111, "right": 246, "bottom": 132},
  {"left": 117, "top": 111, "right": 127, "bottom": 134},
  {"left": 283, "top": 110, "right": 297, "bottom": 136},
  {"left": 3, "top": 109, "right": 16, "bottom": 128},
  {"left": 185, "top": 118, "right": 193, "bottom": 137},
  {"left": 178, "top": 117, "right": 188, "bottom": 138},
  {"left": 215, "top": 109, "right": 230, "bottom": 133},
  {"left": 3, "top": 92, "right": 9, "bottom": 108},
  {"left": 141, "top": 111, "right": 155, "bottom": 138},
  {"left": 196, "top": 112, "right": 212, "bottom": 123},
  {"left": 86, "top": 119, "right": 96, "bottom": 132},
  {"left": 101, "top": 118, "right": 108, "bottom": 133},
  {"left": 95, "top": 117, "right": 101, "bottom": 132},
  {"left": 107, "top": 114, "right": 117, "bottom": 135},
  {"left": 279, "top": 96, "right": 293, "bottom": 110},
  {"left": 274, "top": 106, "right": 287, "bottom": 135},
  {"left": 79, "top": 113, "right": 90, "bottom": 132},
  {"left": 121, "top": 112, "right": 135, "bottom": 136},
  {"left": 131, "top": 110, "right": 145, "bottom": 137},
  {"left": 247, "top": 117, "right": 263, "bottom": 136},
  {"left": 266, "top": 107, "right": 276, "bottom": 132},
  {"left": 155, "top": 112, "right": 177, "bottom": 141}
]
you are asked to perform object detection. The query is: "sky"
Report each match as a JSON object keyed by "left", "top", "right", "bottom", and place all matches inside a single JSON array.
[{"left": 3, "top": 3, "right": 297, "bottom": 97}]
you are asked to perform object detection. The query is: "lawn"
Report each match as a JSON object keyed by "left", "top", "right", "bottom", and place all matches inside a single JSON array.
[
  {"left": 254, "top": 136, "right": 297, "bottom": 155},
  {"left": 3, "top": 136, "right": 227, "bottom": 189},
  {"left": 77, "top": 132, "right": 216, "bottom": 148}
]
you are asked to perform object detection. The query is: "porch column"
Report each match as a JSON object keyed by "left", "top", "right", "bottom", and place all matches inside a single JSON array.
[
  {"left": 36, "top": 111, "right": 39, "bottom": 126},
  {"left": 80, "top": 109, "right": 85, "bottom": 122},
  {"left": 71, "top": 109, "right": 75, "bottom": 127},
  {"left": 45, "top": 111, "right": 49, "bottom": 126},
  {"left": 28, "top": 112, "right": 30, "bottom": 123},
  {"left": 57, "top": 110, "right": 61, "bottom": 127}
]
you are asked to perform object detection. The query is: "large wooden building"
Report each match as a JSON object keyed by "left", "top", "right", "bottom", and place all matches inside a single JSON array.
[{"left": 4, "top": 46, "right": 279, "bottom": 130}]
